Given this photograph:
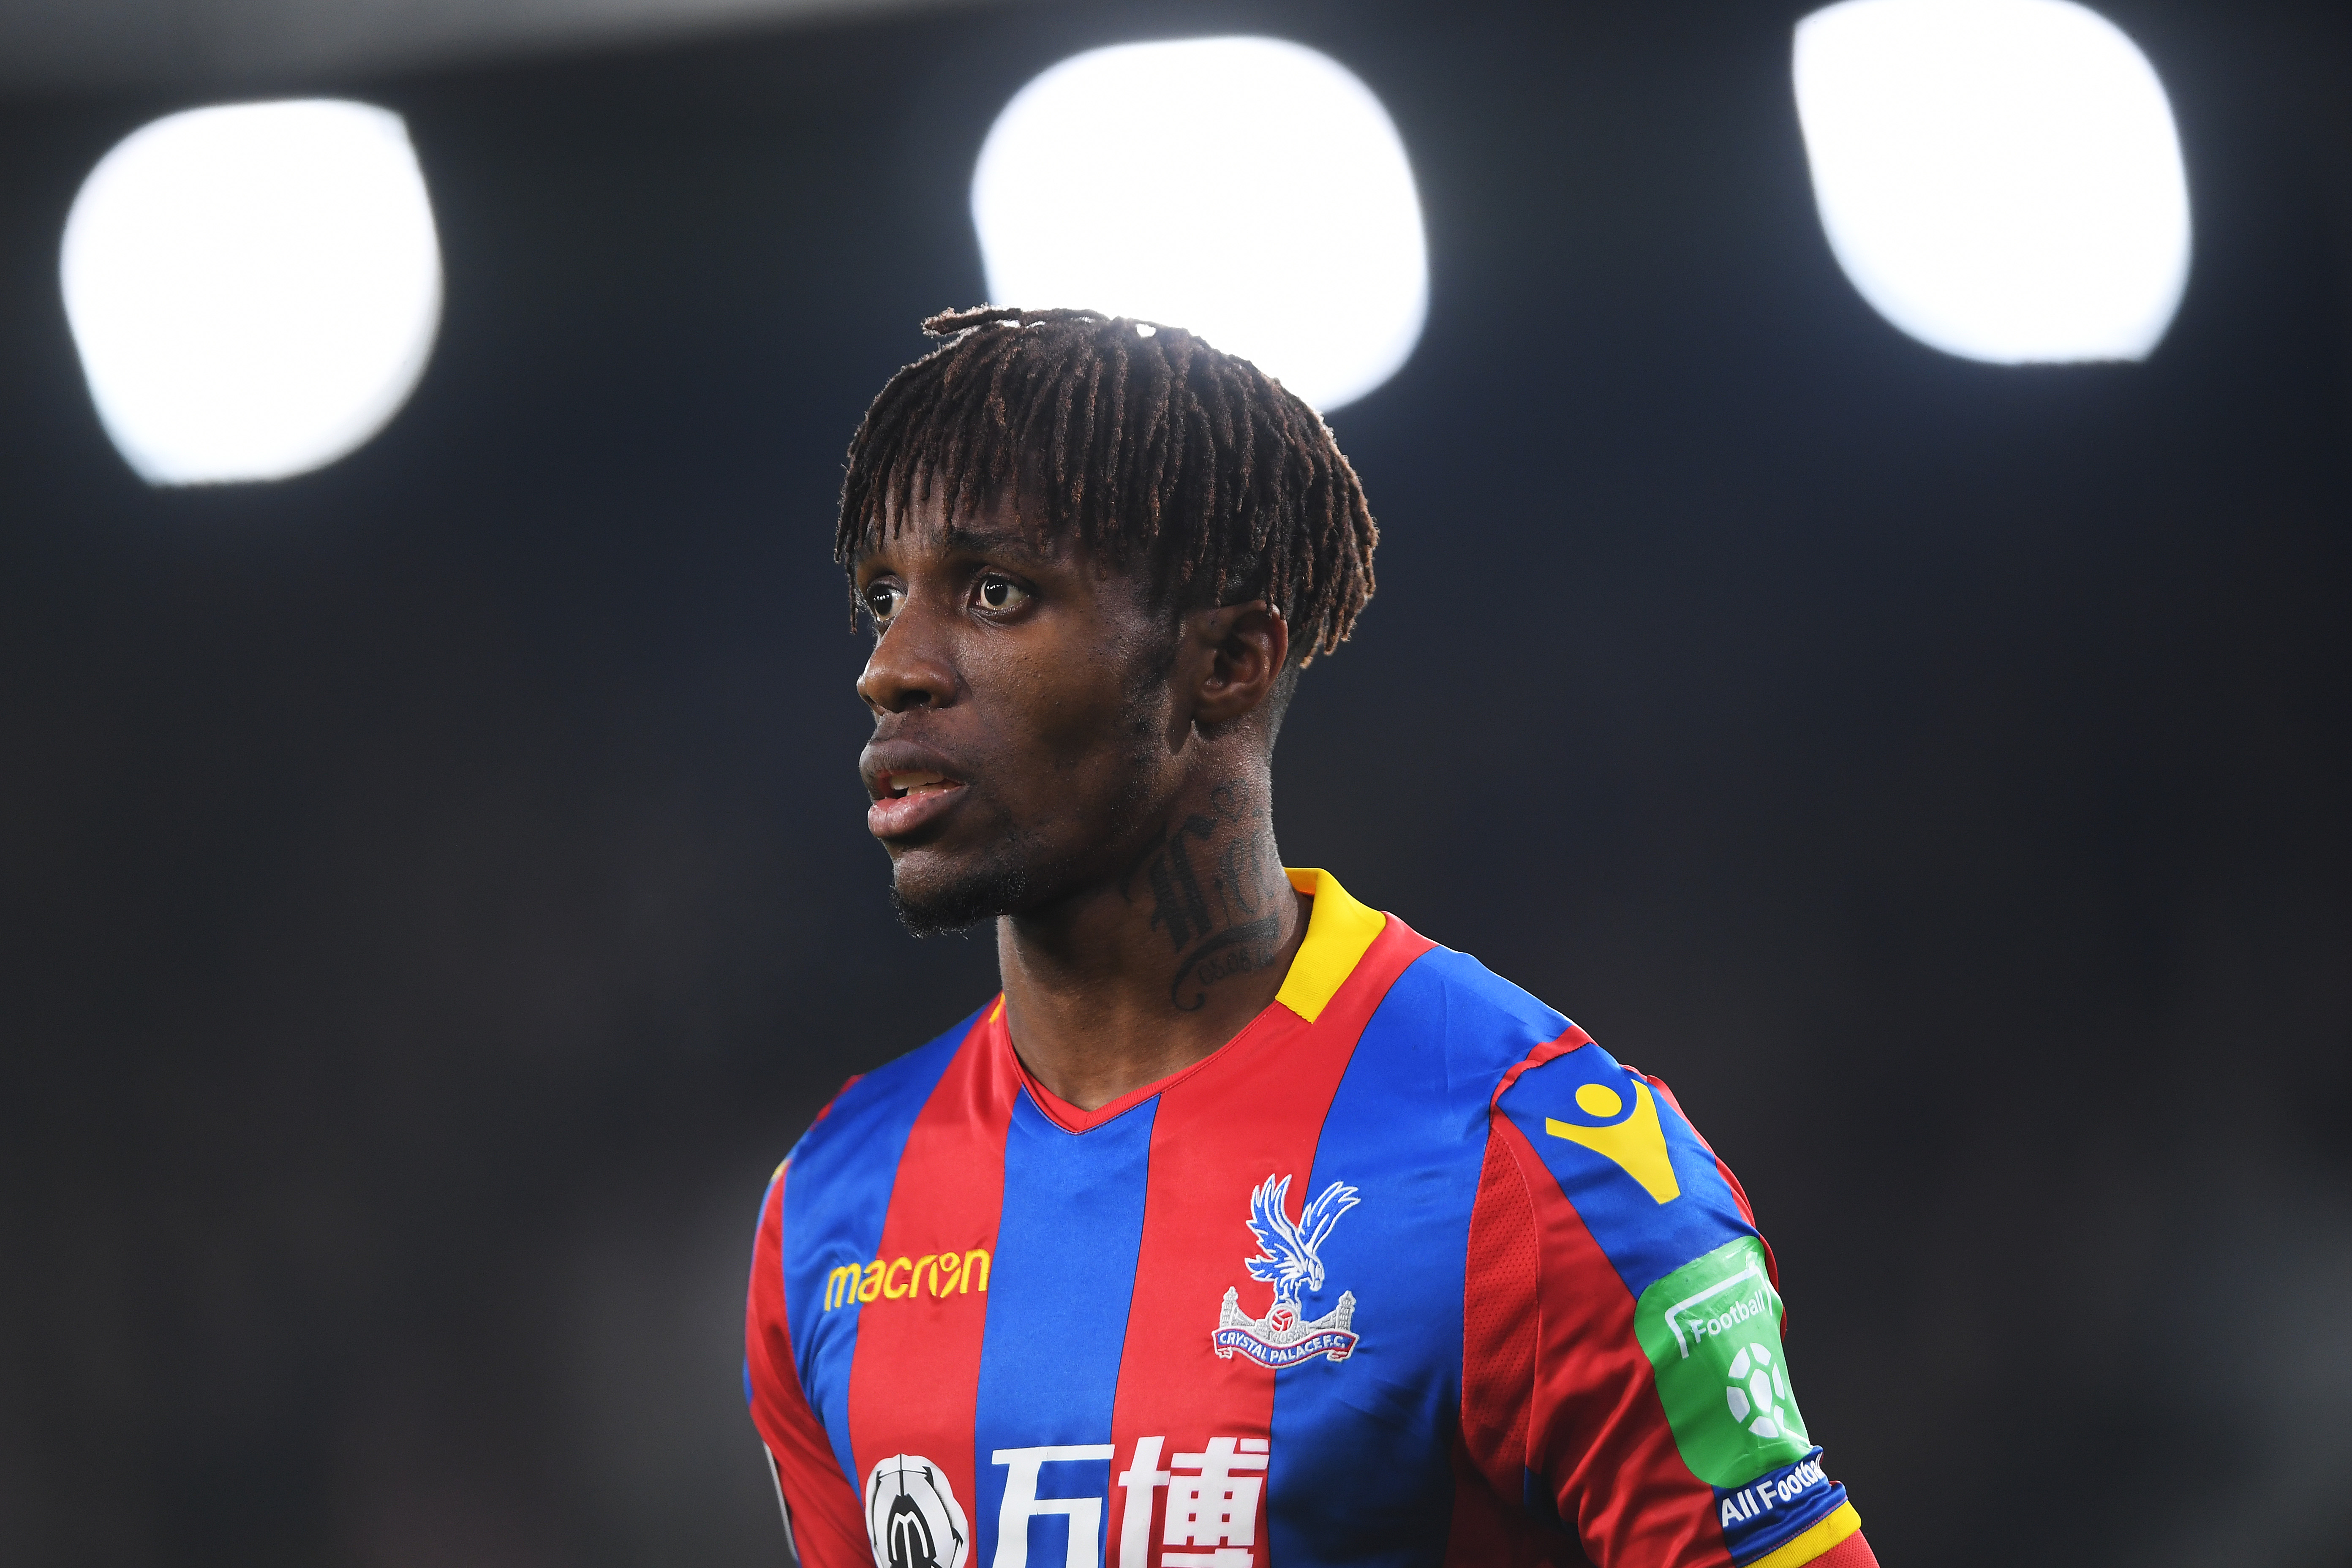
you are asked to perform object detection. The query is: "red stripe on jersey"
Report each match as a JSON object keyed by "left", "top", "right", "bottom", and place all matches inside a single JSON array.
[
  {"left": 1441, "top": 1424, "right": 1548, "bottom": 1568},
  {"left": 1493, "top": 1112, "right": 1730, "bottom": 1568},
  {"left": 844, "top": 1005, "right": 1022, "bottom": 1509},
  {"left": 1106, "top": 916, "right": 1433, "bottom": 1568},
  {"left": 1447, "top": 1102, "right": 1557, "bottom": 1568},
  {"left": 746, "top": 1168, "right": 869, "bottom": 1568},
  {"left": 1456, "top": 1124, "right": 1539, "bottom": 1521}
]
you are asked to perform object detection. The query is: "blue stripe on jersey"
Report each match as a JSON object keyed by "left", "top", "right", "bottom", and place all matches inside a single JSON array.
[
  {"left": 972, "top": 1088, "right": 1157, "bottom": 1568},
  {"left": 781, "top": 1007, "right": 979, "bottom": 1490},
  {"left": 1494, "top": 1041, "right": 1757, "bottom": 1299},
  {"left": 1271, "top": 947, "right": 1571, "bottom": 1568}
]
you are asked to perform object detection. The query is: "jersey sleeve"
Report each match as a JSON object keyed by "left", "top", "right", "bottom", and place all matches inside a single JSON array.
[
  {"left": 745, "top": 1161, "right": 869, "bottom": 1568},
  {"left": 1465, "top": 1036, "right": 1879, "bottom": 1568}
]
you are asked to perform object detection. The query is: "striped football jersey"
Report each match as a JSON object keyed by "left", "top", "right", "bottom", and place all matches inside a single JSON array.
[{"left": 745, "top": 869, "right": 1874, "bottom": 1568}]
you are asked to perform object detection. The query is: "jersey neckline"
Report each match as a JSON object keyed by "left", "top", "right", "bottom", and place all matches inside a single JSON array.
[{"left": 994, "top": 867, "right": 1388, "bottom": 1135}]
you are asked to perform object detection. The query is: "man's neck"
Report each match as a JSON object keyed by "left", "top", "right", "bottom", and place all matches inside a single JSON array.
[{"left": 994, "top": 779, "right": 1310, "bottom": 1113}]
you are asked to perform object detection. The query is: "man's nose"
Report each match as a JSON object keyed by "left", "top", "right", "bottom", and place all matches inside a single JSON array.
[{"left": 856, "top": 610, "right": 955, "bottom": 715}]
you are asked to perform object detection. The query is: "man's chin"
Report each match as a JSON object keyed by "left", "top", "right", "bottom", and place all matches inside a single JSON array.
[
  {"left": 885, "top": 830, "right": 1111, "bottom": 937},
  {"left": 886, "top": 861, "right": 1031, "bottom": 938}
]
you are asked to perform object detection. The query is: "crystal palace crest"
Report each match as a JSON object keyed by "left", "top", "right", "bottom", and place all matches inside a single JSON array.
[{"left": 1212, "top": 1173, "right": 1361, "bottom": 1369}]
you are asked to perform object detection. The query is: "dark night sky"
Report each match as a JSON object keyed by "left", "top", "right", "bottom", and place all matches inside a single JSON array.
[{"left": 2, "top": 2, "right": 2349, "bottom": 1565}]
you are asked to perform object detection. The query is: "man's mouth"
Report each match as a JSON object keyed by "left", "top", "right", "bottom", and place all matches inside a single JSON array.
[
  {"left": 866, "top": 768, "right": 967, "bottom": 839},
  {"left": 882, "top": 769, "right": 962, "bottom": 800}
]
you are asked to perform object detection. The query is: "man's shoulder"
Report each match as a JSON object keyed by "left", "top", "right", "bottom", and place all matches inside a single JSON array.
[
  {"left": 1428, "top": 957, "right": 1766, "bottom": 1300},
  {"left": 1360, "top": 931, "right": 1588, "bottom": 1110},
  {"left": 781, "top": 999, "right": 992, "bottom": 1177}
]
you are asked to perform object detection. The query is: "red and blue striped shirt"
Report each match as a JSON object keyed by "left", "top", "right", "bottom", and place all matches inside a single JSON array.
[{"left": 746, "top": 870, "right": 1876, "bottom": 1568}]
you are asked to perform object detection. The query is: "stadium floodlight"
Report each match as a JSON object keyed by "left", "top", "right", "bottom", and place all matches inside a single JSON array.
[
  {"left": 1792, "top": 0, "right": 2191, "bottom": 364},
  {"left": 971, "top": 36, "right": 1428, "bottom": 411},
  {"left": 60, "top": 100, "right": 444, "bottom": 486}
]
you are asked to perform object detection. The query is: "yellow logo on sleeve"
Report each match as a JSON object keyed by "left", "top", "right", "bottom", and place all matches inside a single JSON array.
[{"left": 1545, "top": 1077, "right": 1682, "bottom": 1204}]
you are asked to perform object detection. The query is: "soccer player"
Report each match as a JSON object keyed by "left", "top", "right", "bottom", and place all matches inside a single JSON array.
[{"left": 744, "top": 307, "right": 1879, "bottom": 1568}]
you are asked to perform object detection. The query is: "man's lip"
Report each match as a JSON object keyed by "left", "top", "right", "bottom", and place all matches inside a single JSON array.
[
  {"left": 875, "top": 767, "right": 964, "bottom": 799},
  {"left": 859, "top": 741, "right": 966, "bottom": 802},
  {"left": 860, "top": 739, "right": 969, "bottom": 838},
  {"left": 866, "top": 779, "right": 966, "bottom": 840}
]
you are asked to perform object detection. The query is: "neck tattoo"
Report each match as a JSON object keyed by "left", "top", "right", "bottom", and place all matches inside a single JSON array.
[{"left": 1119, "top": 783, "right": 1290, "bottom": 1012}]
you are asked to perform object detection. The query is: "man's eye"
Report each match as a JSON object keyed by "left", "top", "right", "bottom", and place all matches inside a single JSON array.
[
  {"left": 976, "top": 575, "right": 1031, "bottom": 612},
  {"left": 863, "top": 583, "right": 902, "bottom": 623}
]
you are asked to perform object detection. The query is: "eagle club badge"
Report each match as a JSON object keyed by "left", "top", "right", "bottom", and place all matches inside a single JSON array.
[{"left": 1213, "top": 1173, "right": 1361, "bottom": 1368}]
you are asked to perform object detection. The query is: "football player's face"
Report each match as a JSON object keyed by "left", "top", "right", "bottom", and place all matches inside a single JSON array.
[{"left": 851, "top": 495, "right": 1183, "bottom": 933}]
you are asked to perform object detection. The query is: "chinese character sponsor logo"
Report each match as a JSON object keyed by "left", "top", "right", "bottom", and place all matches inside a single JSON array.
[
  {"left": 1632, "top": 1236, "right": 1813, "bottom": 1486},
  {"left": 988, "top": 1437, "right": 1269, "bottom": 1568},
  {"left": 865, "top": 1453, "right": 969, "bottom": 1568},
  {"left": 825, "top": 1247, "right": 991, "bottom": 1311},
  {"left": 991, "top": 1444, "right": 1113, "bottom": 1568},
  {"left": 1117, "top": 1435, "right": 1268, "bottom": 1568},
  {"left": 1211, "top": 1174, "right": 1360, "bottom": 1369}
]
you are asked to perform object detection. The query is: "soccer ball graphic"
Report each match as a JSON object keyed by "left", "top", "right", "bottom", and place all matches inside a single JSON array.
[
  {"left": 1724, "top": 1341, "right": 1799, "bottom": 1441},
  {"left": 864, "top": 1454, "right": 968, "bottom": 1568}
]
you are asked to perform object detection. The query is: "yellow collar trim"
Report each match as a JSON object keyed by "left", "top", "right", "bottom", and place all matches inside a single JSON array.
[{"left": 1274, "top": 868, "right": 1386, "bottom": 1023}]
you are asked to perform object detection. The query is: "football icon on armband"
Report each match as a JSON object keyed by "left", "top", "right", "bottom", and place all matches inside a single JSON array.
[{"left": 1723, "top": 1341, "right": 1800, "bottom": 1442}]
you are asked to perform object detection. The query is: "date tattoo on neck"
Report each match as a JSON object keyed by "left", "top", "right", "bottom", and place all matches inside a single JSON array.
[{"left": 1121, "top": 784, "right": 1288, "bottom": 1012}]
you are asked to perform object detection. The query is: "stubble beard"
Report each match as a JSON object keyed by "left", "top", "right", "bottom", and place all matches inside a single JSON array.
[
  {"left": 886, "top": 820, "right": 1112, "bottom": 937},
  {"left": 887, "top": 853, "right": 1033, "bottom": 937}
]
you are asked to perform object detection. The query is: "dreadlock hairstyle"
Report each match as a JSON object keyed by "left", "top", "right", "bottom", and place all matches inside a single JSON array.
[{"left": 836, "top": 306, "right": 1377, "bottom": 665}]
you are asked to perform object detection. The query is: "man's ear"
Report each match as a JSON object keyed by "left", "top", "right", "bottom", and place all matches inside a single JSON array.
[{"left": 1187, "top": 601, "right": 1290, "bottom": 730}]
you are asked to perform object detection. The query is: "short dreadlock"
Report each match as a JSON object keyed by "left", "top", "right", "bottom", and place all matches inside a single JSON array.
[{"left": 837, "top": 306, "right": 1377, "bottom": 665}]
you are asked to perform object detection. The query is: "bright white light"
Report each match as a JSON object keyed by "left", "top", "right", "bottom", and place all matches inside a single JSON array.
[
  {"left": 972, "top": 37, "right": 1427, "bottom": 410},
  {"left": 1793, "top": 0, "right": 2191, "bottom": 363},
  {"left": 60, "top": 100, "right": 443, "bottom": 485}
]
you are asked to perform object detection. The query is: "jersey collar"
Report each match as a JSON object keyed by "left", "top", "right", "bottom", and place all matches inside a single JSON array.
[
  {"left": 998, "top": 866, "right": 1388, "bottom": 1132},
  {"left": 1272, "top": 868, "right": 1387, "bottom": 1023}
]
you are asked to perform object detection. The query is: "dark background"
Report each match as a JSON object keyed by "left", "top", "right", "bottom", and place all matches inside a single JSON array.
[{"left": 3, "top": 1, "right": 2349, "bottom": 1564}]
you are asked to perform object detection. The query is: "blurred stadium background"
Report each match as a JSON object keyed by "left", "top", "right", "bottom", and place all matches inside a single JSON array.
[{"left": 1, "top": 2, "right": 2348, "bottom": 1565}]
